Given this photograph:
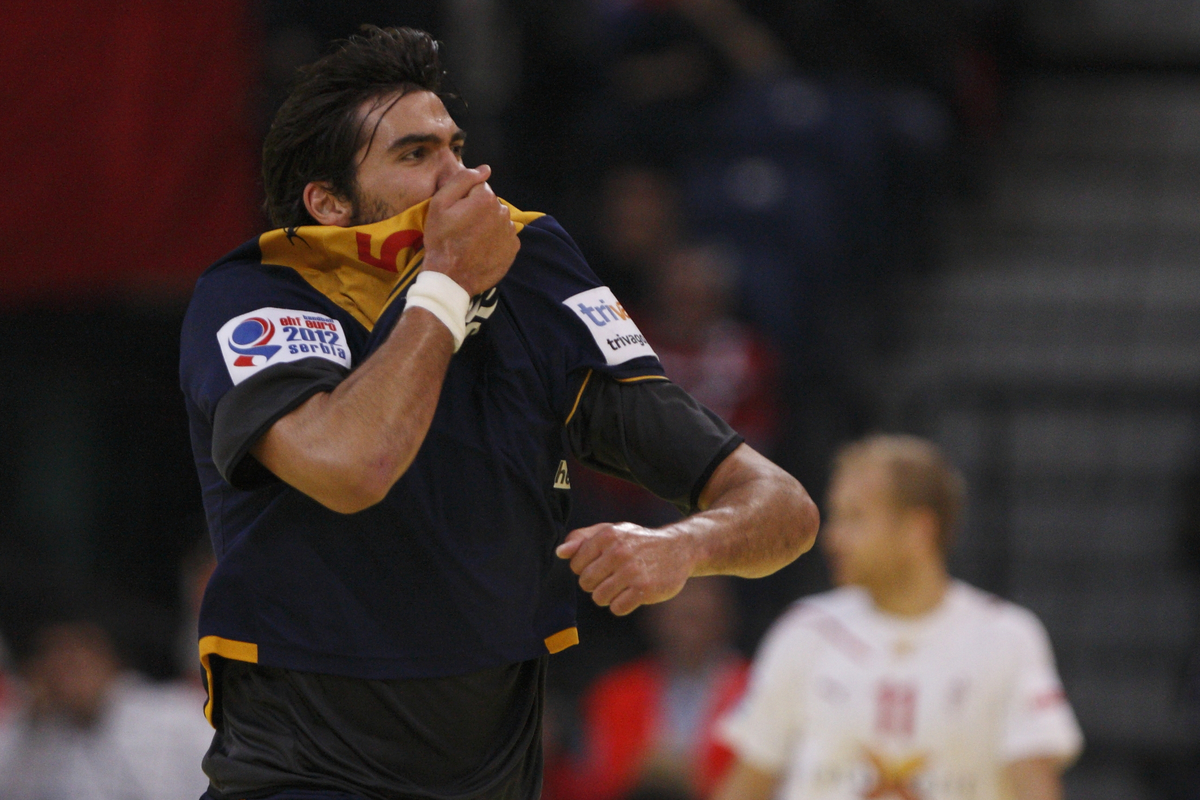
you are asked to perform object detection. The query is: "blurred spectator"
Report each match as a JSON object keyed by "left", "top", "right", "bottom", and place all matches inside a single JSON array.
[
  {"left": 591, "top": 165, "right": 686, "bottom": 310},
  {"left": 0, "top": 634, "right": 12, "bottom": 722},
  {"left": 583, "top": 0, "right": 791, "bottom": 166},
  {"left": 546, "top": 577, "right": 748, "bottom": 800},
  {"left": 642, "top": 243, "right": 781, "bottom": 455},
  {"left": 566, "top": 233, "right": 786, "bottom": 533},
  {"left": 0, "top": 612, "right": 212, "bottom": 800},
  {"left": 602, "top": 0, "right": 791, "bottom": 99},
  {"left": 737, "top": 0, "right": 1007, "bottom": 131},
  {"left": 258, "top": 1, "right": 442, "bottom": 132},
  {"left": 564, "top": 166, "right": 689, "bottom": 532}
]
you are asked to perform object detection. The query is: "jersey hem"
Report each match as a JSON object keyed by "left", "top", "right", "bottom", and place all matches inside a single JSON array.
[{"left": 197, "top": 632, "right": 576, "bottom": 682}]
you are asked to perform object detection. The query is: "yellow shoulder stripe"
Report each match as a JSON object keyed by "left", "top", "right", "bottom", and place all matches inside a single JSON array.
[{"left": 564, "top": 369, "right": 593, "bottom": 426}]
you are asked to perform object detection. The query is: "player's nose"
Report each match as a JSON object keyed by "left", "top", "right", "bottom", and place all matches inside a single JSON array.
[{"left": 433, "top": 148, "right": 469, "bottom": 191}]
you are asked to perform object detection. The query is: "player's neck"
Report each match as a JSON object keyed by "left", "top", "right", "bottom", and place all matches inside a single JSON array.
[{"left": 868, "top": 560, "right": 950, "bottom": 618}]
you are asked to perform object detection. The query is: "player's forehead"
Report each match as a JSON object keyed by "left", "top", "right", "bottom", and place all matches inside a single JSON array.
[
  {"left": 354, "top": 89, "right": 461, "bottom": 159},
  {"left": 830, "top": 455, "right": 895, "bottom": 509}
]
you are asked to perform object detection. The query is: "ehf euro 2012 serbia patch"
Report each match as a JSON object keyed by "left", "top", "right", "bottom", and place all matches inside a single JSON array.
[
  {"left": 217, "top": 308, "right": 352, "bottom": 385},
  {"left": 563, "top": 287, "right": 657, "bottom": 366}
]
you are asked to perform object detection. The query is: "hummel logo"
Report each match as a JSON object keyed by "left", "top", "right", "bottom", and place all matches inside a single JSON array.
[
  {"left": 465, "top": 287, "right": 500, "bottom": 338},
  {"left": 553, "top": 460, "right": 571, "bottom": 490}
]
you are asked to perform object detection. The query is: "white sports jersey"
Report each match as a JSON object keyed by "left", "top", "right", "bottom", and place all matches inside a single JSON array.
[{"left": 718, "top": 582, "right": 1082, "bottom": 800}]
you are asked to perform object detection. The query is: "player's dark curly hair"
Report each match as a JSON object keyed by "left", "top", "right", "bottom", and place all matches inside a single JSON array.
[{"left": 262, "top": 26, "right": 447, "bottom": 229}]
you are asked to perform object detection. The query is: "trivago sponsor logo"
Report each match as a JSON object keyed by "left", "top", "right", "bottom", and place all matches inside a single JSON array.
[
  {"left": 564, "top": 287, "right": 657, "bottom": 366},
  {"left": 603, "top": 331, "right": 650, "bottom": 353},
  {"left": 217, "top": 307, "right": 352, "bottom": 384},
  {"left": 573, "top": 297, "right": 630, "bottom": 326}
]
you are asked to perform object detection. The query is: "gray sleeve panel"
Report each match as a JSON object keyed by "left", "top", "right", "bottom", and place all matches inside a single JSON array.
[
  {"left": 566, "top": 375, "right": 744, "bottom": 514},
  {"left": 212, "top": 358, "right": 348, "bottom": 489}
]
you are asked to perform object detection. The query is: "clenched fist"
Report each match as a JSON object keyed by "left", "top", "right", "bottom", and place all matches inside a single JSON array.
[
  {"left": 556, "top": 522, "right": 698, "bottom": 616},
  {"left": 423, "top": 164, "right": 520, "bottom": 297}
]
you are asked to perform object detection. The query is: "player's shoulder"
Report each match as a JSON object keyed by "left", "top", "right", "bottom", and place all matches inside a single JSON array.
[
  {"left": 516, "top": 212, "right": 576, "bottom": 249},
  {"left": 763, "top": 586, "right": 869, "bottom": 645},
  {"left": 511, "top": 213, "right": 594, "bottom": 280},
  {"left": 184, "top": 235, "right": 339, "bottom": 333},
  {"left": 947, "top": 581, "right": 1052, "bottom": 646},
  {"left": 800, "top": 585, "right": 869, "bottom": 616},
  {"left": 190, "top": 236, "right": 300, "bottom": 300}
]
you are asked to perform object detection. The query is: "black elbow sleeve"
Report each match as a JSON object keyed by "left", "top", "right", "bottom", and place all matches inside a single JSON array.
[
  {"left": 211, "top": 358, "right": 347, "bottom": 489},
  {"left": 566, "top": 374, "right": 743, "bottom": 514}
]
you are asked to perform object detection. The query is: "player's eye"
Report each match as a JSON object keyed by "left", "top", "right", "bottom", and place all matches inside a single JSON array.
[
  {"left": 402, "top": 147, "right": 424, "bottom": 161},
  {"left": 452, "top": 143, "right": 465, "bottom": 160}
]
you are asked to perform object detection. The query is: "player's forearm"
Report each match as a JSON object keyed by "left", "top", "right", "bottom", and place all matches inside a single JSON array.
[
  {"left": 558, "top": 444, "right": 817, "bottom": 615},
  {"left": 679, "top": 444, "right": 818, "bottom": 578},
  {"left": 252, "top": 308, "right": 453, "bottom": 513}
]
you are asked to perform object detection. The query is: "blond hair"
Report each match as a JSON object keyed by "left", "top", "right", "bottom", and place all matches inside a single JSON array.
[{"left": 833, "top": 434, "right": 966, "bottom": 552}]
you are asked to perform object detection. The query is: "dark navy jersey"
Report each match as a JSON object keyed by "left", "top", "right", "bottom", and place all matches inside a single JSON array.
[{"left": 180, "top": 201, "right": 670, "bottom": 704}]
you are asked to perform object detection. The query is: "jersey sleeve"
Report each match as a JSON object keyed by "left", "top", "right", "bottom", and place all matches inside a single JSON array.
[
  {"left": 997, "top": 611, "right": 1085, "bottom": 765},
  {"left": 179, "top": 259, "right": 355, "bottom": 489},
  {"left": 504, "top": 216, "right": 666, "bottom": 389},
  {"left": 715, "top": 615, "right": 808, "bottom": 772},
  {"left": 566, "top": 375, "right": 743, "bottom": 514}
]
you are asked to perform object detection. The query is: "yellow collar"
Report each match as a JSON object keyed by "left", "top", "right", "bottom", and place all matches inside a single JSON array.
[{"left": 258, "top": 199, "right": 542, "bottom": 331}]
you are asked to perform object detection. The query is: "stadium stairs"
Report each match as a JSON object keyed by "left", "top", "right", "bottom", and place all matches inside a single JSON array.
[{"left": 881, "top": 73, "right": 1200, "bottom": 799}]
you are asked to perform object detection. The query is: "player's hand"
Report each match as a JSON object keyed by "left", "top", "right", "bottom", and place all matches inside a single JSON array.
[
  {"left": 556, "top": 522, "right": 696, "bottom": 616},
  {"left": 423, "top": 164, "right": 519, "bottom": 297}
]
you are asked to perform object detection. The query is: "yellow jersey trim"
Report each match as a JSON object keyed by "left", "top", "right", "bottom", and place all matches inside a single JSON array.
[
  {"left": 564, "top": 369, "right": 593, "bottom": 426},
  {"left": 544, "top": 627, "right": 580, "bottom": 654},
  {"left": 616, "top": 374, "right": 668, "bottom": 384},
  {"left": 198, "top": 635, "right": 259, "bottom": 727}
]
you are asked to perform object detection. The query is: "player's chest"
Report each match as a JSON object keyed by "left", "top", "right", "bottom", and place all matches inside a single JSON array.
[
  {"left": 366, "top": 294, "right": 559, "bottom": 434},
  {"left": 802, "top": 635, "right": 1006, "bottom": 751}
]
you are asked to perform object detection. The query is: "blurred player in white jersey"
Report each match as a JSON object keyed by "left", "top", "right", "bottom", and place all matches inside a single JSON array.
[{"left": 714, "top": 434, "right": 1082, "bottom": 800}]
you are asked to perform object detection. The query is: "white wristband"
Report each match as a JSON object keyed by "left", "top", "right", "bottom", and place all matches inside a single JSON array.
[{"left": 404, "top": 270, "right": 472, "bottom": 351}]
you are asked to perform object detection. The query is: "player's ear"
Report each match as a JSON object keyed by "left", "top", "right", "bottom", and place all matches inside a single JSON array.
[{"left": 303, "top": 182, "right": 354, "bottom": 227}]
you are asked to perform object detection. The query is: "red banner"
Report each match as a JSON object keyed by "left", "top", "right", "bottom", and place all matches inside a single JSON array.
[{"left": 0, "top": 0, "right": 257, "bottom": 305}]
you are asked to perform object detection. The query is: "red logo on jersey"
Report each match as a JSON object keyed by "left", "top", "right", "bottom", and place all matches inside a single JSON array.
[
  {"left": 355, "top": 229, "right": 423, "bottom": 272},
  {"left": 228, "top": 317, "right": 281, "bottom": 367},
  {"left": 1032, "top": 688, "right": 1067, "bottom": 711},
  {"left": 876, "top": 682, "right": 918, "bottom": 737}
]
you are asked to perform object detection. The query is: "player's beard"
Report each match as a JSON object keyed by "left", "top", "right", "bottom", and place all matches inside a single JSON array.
[{"left": 348, "top": 191, "right": 397, "bottom": 227}]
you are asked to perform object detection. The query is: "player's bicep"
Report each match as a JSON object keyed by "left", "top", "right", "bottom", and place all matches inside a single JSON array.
[
  {"left": 565, "top": 374, "right": 743, "bottom": 513},
  {"left": 214, "top": 359, "right": 347, "bottom": 489},
  {"left": 188, "top": 303, "right": 355, "bottom": 490}
]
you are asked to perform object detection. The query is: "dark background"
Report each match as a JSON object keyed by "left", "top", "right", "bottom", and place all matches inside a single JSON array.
[{"left": 1, "top": 1, "right": 1198, "bottom": 797}]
